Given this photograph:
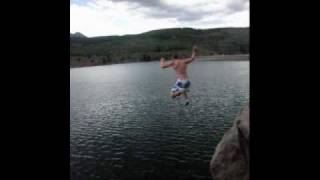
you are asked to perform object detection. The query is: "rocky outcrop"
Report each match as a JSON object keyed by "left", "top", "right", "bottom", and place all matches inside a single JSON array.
[{"left": 210, "top": 104, "right": 249, "bottom": 180}]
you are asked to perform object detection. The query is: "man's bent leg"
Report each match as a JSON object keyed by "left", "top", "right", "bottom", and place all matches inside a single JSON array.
[
  {"left": 183, "top": 91, "right": 189, "bottom": 106},
  {"left": 183, "top": 92, "right": 188, "bottom": 99},
  {"left": 171, "top": 88, "right": 186, "bottom": 99},
  {"left": 171, "top": 91, "right": 182, "bottom": 98}
]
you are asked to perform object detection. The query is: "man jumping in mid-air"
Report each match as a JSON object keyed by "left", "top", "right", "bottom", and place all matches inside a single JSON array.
[{"left": 160, "top": 45, "right": 198, "bottom": 106}]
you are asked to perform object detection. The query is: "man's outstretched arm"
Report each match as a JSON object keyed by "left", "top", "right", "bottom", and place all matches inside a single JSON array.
[
  {"left": 160, "top": 57, "right": 173, "bottom": 68},
  {"left": 184, "top": 45, "right": 198, "bottom": 64}
]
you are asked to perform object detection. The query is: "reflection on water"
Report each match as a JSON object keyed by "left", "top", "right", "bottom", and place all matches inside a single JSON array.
[{"left": 70, "top": 60, "right": 249, "bottom": 179}]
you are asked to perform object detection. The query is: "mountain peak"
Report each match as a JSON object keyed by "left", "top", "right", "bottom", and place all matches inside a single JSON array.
[{"left": 70, "top": 32, "right": 87, "bottom": 38}]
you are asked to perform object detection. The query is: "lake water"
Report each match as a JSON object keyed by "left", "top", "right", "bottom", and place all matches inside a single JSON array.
[{"left": 70, "top": 60, "right": 249, "bottom": 180}]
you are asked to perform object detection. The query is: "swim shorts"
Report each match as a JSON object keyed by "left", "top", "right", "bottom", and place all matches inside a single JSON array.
[{"left": 171, "top": 79, "right": 191, "bottom": 93}]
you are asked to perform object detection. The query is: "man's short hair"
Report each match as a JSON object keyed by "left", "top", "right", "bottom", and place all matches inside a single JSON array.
[{"left": 173, "top": 54, "right": 179, "bottom": 59}]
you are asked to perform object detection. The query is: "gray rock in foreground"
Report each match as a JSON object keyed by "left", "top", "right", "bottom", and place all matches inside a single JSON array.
[{"left": 210, "top": 103, "right": 249, "bottom": 180}]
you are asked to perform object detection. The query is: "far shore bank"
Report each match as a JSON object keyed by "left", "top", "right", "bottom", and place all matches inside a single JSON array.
[
  {"left": 197, "top": 54, "right": 249, "bottom": 61},
  {"left": 70, "top": 54, "right": 249, "bottom": 68}
]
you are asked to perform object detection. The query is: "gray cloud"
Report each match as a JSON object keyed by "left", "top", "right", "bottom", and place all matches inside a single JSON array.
[
  {"left": 108, "top": 0, "right": 248, "bottom": 22},
  {"left": 107, "top": 0, "right": 211, "bottom": 21},
  {"left": 226, "top": 0, "right": 249, "bottom": 12}
]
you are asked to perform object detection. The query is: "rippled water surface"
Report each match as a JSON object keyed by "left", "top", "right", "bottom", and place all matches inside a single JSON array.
[{"left": 70, "top": 60, "right": 249, "bottom": 180}]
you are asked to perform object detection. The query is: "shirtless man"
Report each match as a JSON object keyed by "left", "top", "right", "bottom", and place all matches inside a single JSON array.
[{"left": 160, "top": 45, "right": 197, "bottom": 106}]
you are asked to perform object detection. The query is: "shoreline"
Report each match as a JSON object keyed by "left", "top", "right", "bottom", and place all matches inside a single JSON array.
[{"left": 70, "top": 54, "right": 250, "bottom": 69}]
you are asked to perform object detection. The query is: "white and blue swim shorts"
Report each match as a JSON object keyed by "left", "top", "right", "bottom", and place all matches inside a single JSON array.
[{"left": 171, "top": 79, "right": 191, "bottom": 93}]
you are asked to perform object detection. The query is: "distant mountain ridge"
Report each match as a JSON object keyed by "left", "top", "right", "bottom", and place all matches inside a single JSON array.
[{"left": 70, "top": 27, "right": 249, "bottom": 67}]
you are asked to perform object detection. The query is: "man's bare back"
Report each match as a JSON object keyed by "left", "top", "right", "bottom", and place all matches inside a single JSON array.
[{"left": 172, "top": 59, "right": 188, "bottom": 79}]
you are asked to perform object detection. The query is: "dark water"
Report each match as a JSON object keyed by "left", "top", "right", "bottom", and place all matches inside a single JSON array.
[{"left": 70, "top": 60, "right": 249, "bottom": 180}]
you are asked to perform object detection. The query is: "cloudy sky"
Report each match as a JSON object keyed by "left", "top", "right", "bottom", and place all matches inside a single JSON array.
[{"left": 70, "top": 0, "right": 249, "bottom": 37}]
